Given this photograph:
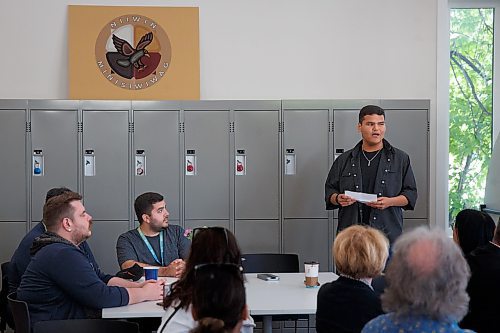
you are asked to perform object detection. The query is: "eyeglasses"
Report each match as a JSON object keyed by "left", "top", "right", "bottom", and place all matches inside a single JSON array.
[
  {"left": 194, "top": 262, "right": 244, "bottom": 280},
  {"left": 192, "top": 226, "right": 229, "bottom": 247}
]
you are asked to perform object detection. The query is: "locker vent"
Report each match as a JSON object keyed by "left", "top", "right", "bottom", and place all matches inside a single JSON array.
[
  {"left": 179, "top": 122, "right": 185, "bottom": 133},
  {"left": 230, "top": 122, "right": 234, "bottom": 133},
  {"left": 77, "top": 122, "right": 83, "bottom": 133},
  {"left": 26, "top": 122, "right": 31, "bottom": 132},
  {"left": 329, "top": 121, "right": 333, "bottom": 132},
  {"left": 129, "top": 122, "right": 134, "bottom": 133},
  {"left": 427, "top": 121, "right": 430, "bottom": 132},
  {"left": 279, "top": 121, "right": 284, "bottom": 132}
]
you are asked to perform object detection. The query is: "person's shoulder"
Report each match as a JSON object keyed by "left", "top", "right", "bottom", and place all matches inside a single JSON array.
[
  {"left": 362, "top": 313, "right": 391, "bottom": 329},
  {"left": 384, "top": 141, "right": 410, "bottom": 159},
  {"left": 160, "top": 303, "right": 195, "bottom": 332},
  {"left": 35, "top": 242, "right": 83, "bottom": 263},
  {"left": 17, "top": 222, "right": 45, "bottom": 248},
  {"left": 361, "top": 314, "right": 389, "bottom": 333},
  {"left": 166, "top": 224, "right": 184, "bottom": 234},
  {"left": 318, "top": 280, "right": 334, "bottom": 294},
  {"left": 118, "top": 228, "right": 140, "bottom": 240}
]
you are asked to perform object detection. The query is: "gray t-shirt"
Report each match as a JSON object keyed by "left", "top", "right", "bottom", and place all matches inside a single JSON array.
[{"left": 116, "top": 224, "right": 191, "bottom": 267}]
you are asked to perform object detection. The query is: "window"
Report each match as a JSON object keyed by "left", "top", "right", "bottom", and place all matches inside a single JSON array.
[{"left": 449, "top": 8, "right": 494, "bottom": 224}]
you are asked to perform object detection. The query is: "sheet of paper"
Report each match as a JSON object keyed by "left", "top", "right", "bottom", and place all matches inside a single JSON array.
[{"left": 345, "top": 190, "right": 377, "bottom": 203}]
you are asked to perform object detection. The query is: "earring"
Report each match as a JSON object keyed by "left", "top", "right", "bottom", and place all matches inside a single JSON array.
[{"left": 68, "top": 228, "right": 72, "bottom": 231}]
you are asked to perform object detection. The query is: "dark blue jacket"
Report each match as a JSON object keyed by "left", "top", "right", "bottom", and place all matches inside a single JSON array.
[
  {"left": 17, "top": 232, "right": 128, "bottom": 325},
  {"left": 8, "top": 222, "right": 99, "bottom": 294},
  {"left": 325, "top": 139, "right": 417, "bottom": 243}
]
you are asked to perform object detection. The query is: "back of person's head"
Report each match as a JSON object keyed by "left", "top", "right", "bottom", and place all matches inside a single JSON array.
[
  {"left": 43, "top": 191, "right": 82, "bottom": 232},
  {"left": 358, "top": 105, "right": 385, "bottom": 124},
  {"left": 454, "top": 209, "right": 495, "bottom": 254},
  {"left": 382, "top": 227, "right": 470, "bottom": 322},
  {"left": 45, "top": 187, "right": 72, "bottom": 203},
  {"left": 334, "top": 225, "right": 389, "bottom": 279},
  {"left": 164, "top": 227, "right": 242, "bottom": 309},
  {"left": 190, "top": 263, "right": 246, "bottom": 333},
  {"left": 134, "top": 192, "right": 163, "bottom": 223}
]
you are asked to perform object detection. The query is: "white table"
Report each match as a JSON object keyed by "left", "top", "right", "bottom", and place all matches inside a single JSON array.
[{"left": 102, "top": 272, "right": 338, "bottom": 333}]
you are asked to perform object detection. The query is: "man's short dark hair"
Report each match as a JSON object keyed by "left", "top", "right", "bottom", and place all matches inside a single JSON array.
[
  {"left": 43, "top": 191, "right": 82, "bottom": 231},
  {"left": 45, "top": 187, "right": 72, "bottom": 203},
  {"left": 134, "top": 192, "right": 164, "bottom": 223},
  {"left": 359, "top": 105, "right": 385, "bottom": 124}
]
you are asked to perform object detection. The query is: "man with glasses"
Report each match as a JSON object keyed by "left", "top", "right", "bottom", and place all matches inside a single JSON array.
[{"left": 116, "top": 192, "right": 191, "bottom": 278}]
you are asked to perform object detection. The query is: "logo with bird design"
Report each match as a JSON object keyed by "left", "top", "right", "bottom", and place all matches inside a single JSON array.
[{"left": 95, "top": 14, "right": 172, "bottom": 90}]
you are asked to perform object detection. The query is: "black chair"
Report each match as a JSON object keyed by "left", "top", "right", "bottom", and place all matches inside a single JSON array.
[
  {"left": 7, "top": 292, "right": 30, "bottom": 333},
  {"left": 241, "top": 253, "right": 299, "bottom": 273},
  {"left": 1, "top": 262, "right": 15, "bottom": 333},
  {"left": 34, "top": 319, "right": 139, "bottom": 333},
  {"left": 241, "top": 253, "right": 307, "bottom": 332}
]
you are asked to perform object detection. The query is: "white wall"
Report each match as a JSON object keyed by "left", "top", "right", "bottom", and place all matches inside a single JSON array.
[{"left": 0, "top": 0, "right": 443, "bottom": 226}]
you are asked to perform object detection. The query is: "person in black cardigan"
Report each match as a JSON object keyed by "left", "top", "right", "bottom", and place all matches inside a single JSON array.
[
  {"left": 460, "top": 220, "right": 500, "bottom": 333},
  {"left": 316, "top": 225, "right": 389, "bottom": 333}
]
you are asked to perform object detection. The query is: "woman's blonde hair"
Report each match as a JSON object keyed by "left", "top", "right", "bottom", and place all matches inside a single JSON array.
[{"left": 334, "top": 225, "right": 389, "bottom": 279}]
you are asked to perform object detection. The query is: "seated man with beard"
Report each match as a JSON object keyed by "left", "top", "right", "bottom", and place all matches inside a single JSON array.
[
  {"left": 117, "top": 192, "right": 191, "bottom": 278},
  {"left": 17, "top": 191, "right": 164, "bottom": 326}
]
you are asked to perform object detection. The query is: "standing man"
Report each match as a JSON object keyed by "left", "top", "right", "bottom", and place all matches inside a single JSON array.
[
  {"left": 325, "top": 105, "right": 417, "bottom": 244},
  {"left": 17, "top": 191, "right": 163, "bottom": 326},
  {"left": 117, "top": 192, "right": 191, "bottom": 278}
]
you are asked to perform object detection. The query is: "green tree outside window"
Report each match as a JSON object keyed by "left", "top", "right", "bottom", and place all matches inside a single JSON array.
[{"left": 449, "top": 8, "right": 493, "bottom": 224}]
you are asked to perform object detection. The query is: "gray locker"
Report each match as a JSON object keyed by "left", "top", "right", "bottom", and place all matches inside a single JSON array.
[
  {"left": 0, "top": 105, "right": 27, "bottom": 222},
  {"left": 184, "top": 108, "right": 230, "bottom": 221},
  {"left": 133, "top": 104, "right": 181, "bottom": 221},
  {"left": 86, "top": 220, "right": 129, "bottom": 273},
  {"left": 235, "top": 220, "right": 280, "bottom": 253},
  {"left": 234, "top": 108, "right": 279, "bottom": 219},
  {"left": 30, "top": 103, "right": 79, "bottom": 222},
  {"left": 383, "top": 109, "right": 428, "bottom": 219},
  {"left": 283, "top": 219, "right": 330, "bottom": 272},
  {"left": 282, "top": 108, "right": 330, "bottom": 219},
  {"left": 0, "top": 222, "right": 27, "bottom": 265},
  {"left": 82, "top": 106, "right": 129, "bottom": 221}
]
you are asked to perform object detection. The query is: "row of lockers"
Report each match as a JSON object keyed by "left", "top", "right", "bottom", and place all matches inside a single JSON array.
[{"left": 0, "top": 99, "right": 429, "bottom": 272}]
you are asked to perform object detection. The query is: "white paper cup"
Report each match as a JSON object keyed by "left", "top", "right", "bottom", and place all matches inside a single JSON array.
[{"left": 304, "top": 262, "right": 319, "bottom": 287}]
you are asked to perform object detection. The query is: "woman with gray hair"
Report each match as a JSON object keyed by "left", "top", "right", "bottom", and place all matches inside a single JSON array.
[
  {"left": 362, "top": 227, "right": 474, "bottom": 333},
  {"left": 316, "top": 225, "right": 389, "bottom": 333}
]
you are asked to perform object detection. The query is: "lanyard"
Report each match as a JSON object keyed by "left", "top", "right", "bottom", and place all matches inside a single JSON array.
[{"left": 137, "top": 227, "right": 164, "bottom": 266}]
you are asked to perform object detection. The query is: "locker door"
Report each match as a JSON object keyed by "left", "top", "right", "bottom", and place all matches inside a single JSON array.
[
  {"left": 283, "top": 219, "right": 329, "bottom": 272},
  {"left": 384, "top": 109, "right": 428, "bottom": 219},
  {"left": 234, "top": 110, "right": 279, "bottom": 219},
  {"left": 333, "top": 109, "right": 359, "bottom": 154},
  {"left": 184, "top": 110, "right": 230, "bottom": 221},
  {"left": 0, "top": 108, "right": 26, "bottom": 222},
  {"left": 31, "top": 108, "right": 78, "bottom": 222},
  {"left": 82, "top": 108, "right": 129, "bottom": 274},
  {"left": 283, "top": 109, "right": 329, "bottom": 219},
  {"left": 82, "top": 109, "right": 129, "bottom": 220},
  {"left": 134, "top": 109, "right": 180, "bottom": 221},
  {"left": 0, "top": 105, "right": 28, "bottom": 267}
]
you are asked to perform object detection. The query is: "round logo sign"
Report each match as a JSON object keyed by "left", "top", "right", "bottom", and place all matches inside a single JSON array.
[{"left": 95, "top": 14, "right": 171, "bottom": 90}]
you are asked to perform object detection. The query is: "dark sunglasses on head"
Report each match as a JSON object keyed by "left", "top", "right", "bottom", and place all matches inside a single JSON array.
[
  {"left": 192, "top": 226, "right": 229, "bottom": 247},
  {"left": 194, "top": 262, "right": 244, "bottom": 280}
]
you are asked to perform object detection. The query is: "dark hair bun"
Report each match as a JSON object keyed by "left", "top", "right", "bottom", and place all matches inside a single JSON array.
[{"left": 193, "top": 317, "right": 226, "bottom": 333}]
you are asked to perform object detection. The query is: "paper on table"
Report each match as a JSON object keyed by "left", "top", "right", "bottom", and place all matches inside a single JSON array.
[{"left": 345, "top": 190, "right": 377, "bottom": 203}]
